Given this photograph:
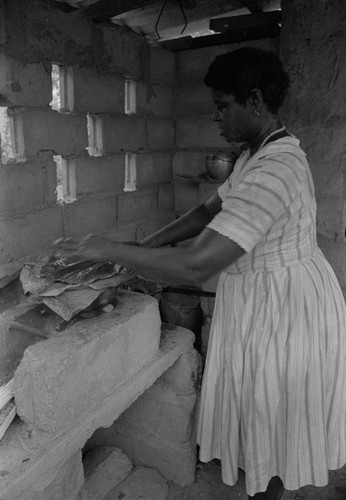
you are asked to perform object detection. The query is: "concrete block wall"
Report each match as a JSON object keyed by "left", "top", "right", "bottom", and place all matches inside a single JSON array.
[
  {"left": 280, "top": 0, "right": 346, "bottom": 294},
  {"left": 0, "top": 0, "right": 176, "bottom": 266},
  {"left": 173, "top": 38, "right": 279, "bottom": 216}
]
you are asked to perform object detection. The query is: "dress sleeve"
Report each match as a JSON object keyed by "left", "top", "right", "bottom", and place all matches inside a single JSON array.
[
  {"left": 217, "top": 177, "right": 232, "bottom": 201},
  {"left": 207, "top": 153, "right": 303, "bottom": 253}
]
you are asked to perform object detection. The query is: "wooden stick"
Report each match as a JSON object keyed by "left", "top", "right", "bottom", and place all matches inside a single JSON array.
[
  {"left": 0, "top": 378, "right": 14, "bottom": 411},
  {"left": 9, "top": 322, "right": 49, "bottom": 339},
  {"left": 0, "top": 401, "right": 16, "bottom": 441}
]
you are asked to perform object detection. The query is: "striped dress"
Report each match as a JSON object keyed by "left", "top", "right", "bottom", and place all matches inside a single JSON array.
[{"left": 197, "top": 136, "right": 346, "bottom": 496}]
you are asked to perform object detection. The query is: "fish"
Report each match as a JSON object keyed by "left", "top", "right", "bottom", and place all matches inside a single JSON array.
[{"left": 41, "top": 255, "right": 131, "bottom": 285}]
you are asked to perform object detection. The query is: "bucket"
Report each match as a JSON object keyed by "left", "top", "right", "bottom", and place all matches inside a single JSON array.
[{"left": 159, "top": 291, "right": 203, "bottom": 350}]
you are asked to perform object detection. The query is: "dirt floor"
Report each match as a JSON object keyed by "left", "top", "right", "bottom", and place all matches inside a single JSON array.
[{"left": 167, "top": 460, "right": 346, "bottom": 500}]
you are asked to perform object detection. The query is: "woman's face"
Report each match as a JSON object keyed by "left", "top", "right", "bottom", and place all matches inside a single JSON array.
[{"left": 212, "top": 89, "right": 254, "bottom": 144}]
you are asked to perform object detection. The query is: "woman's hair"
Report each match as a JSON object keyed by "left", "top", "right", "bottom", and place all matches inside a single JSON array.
[{"left": 204, "top": 47, "right": 290, "bottom": 114}]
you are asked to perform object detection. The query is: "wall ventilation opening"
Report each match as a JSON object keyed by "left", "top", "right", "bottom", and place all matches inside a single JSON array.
[
  {"left": 54, "top": 155, "right": 77, "bottom": 204},
  {"left": 86, "top": 114, "right": 104, "bottom": 157},
  {"left": 124, "top": 78, "right": 136, "bottom": 115},
  {"left": 124, "top": 153, "right": 137, "bottom": 192},
  {"left": 0, "top": 107, "right": 25, "bottom": 163},
  {"left": 50, "top": 64, "right": 74, "bottom": 113}
]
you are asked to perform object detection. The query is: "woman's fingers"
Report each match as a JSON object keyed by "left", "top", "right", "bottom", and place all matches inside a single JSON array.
[
  {"left": 51, "top": 234, "right": 107, "bottom": 262},
  {"left": 53, "top": 237, "right": 83, "bottom": 251}
]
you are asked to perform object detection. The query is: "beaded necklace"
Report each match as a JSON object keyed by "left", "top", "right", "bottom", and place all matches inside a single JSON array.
[{"left": 257, "top": 126, "right": 286, "bottom": 151}]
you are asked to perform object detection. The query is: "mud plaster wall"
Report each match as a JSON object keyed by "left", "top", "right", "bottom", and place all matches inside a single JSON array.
[
  {"left": 0, "top": 0, "right": 176, "bottom": 267},
  {"left": 280, "top": 0, "right": 346, "bottom": 294}
]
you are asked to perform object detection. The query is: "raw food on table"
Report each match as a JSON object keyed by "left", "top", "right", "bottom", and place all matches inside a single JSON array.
[
  {"left": 19, "top": 253, "right": 135, "bottom": 320},
  {"left": 40, "top": 253, "right": 132, "bottom": 285}
]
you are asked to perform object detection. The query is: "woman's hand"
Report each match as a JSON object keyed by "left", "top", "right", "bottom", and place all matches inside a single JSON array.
[{"left": 53, "top": 233, "right": 112, "bottom": 262}]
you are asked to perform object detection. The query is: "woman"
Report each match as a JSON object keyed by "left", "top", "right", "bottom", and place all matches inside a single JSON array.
[{"left": 54, "top": 47, "right": 346, "bottom": 499}]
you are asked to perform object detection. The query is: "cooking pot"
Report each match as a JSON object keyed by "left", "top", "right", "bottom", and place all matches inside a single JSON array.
[{"left": 206, "top": 153, "right": 235, "bottom": 180}]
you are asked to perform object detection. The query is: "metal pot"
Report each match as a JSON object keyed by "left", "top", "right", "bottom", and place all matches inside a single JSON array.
[{"left": 206, "top": 153, "right": 235, "bottom": 180}]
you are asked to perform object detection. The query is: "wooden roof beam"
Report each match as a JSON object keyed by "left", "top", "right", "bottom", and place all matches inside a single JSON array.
[
  {"left": 209, "top": 10, "right": 281, "bottom": 34},
  {"left": 161, "top": 22, "right": 280, "bottom": 51},
  {"left": 74, "top": 0, "right": 156, "bottom": 22},
  {"left": 242, "top": 0, "right": 263, "bottom": 14}
]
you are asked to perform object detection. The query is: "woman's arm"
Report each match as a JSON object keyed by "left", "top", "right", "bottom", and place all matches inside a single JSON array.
[
  {"left": 54, "top": 222, "right": 244, "bottom": 287},
  {"left": 140, "top": 191, "right": 223, "bottom": 248}
]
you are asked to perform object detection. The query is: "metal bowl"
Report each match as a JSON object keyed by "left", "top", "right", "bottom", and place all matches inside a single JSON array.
[{"left": 206, "top": 153, "right": 235, "bottom": 180}]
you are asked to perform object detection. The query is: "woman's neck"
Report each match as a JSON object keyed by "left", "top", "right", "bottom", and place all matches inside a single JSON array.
[{"left": 249, "top": 119, "right": 284, "bottom": 156}]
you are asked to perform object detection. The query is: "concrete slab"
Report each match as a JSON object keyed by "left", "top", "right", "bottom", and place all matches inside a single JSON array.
[
  {"left": 0, "top": 324, "right": 194, "bottom": 499},
  {"left": 14, "top": 291, "right": 161, "bottom": 433}
]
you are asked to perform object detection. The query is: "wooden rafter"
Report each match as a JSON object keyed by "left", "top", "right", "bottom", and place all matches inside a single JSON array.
[
  {"left": 209, "top": 10, "right": 281, "bottom": 34},
  {"left": 161, "top": 22, "right": 280, "bottom": 51},
  {"left": 74, "top": 0, "right": 157, "bottom": 22},
  {"left": 241, "top": 0, "right": 263, "bottom": 13}
]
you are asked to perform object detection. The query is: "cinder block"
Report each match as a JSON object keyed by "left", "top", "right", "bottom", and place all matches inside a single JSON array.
[
  {"left": 95, "top": 115, "right": 146, "bottom": 154},
  {"left": 144, "top": 208, "right": 176, "bottom": 236},
  {"left": 117, "top": 189, "right": 158, "bottom": 223},
  {"left": 74, "top": 155, "right": 125, "bottom": 196},
  {"left": 83, "top": 447, "right": 133, "bottom": 500},
  {"left": 0, "top": 207, "right": 64, "bottom": 262},
  {"left": 150, "top": 46, "right": 176, "bottom": 84},
  {"left": 0, "top": 54, "right": 52, "bottom": 107},
  {"left": 22, "top": 109, "right": 88, "bottom": 157},
  {"left": 0, "top": 107, "right": 88, "bottom": 161},
  {"left": 176, "top": 82, "right": 214, "bottom": 116},
  {"left": 0, "top": 155, "right": 57, "bottom": 216},
  {"left": 178, "top": 45, "right": 233, "bottom": 83},
  {"left": 176, "top": 117, "right": 225, "bottom": 149},
  {"left": 3, "top": 0, "right": 95, "bottom": 66},
  {"left": 105, "top": 221, "right": 148, "bottom": 243},
  {"left": 104, "top": 466, "right": 168, "bottom": 500},
  {"left": 147, "top": 117, "right": 175, "bottom": 149},
  {"left": 73, "top": 67, "right": 125, "bottom": 114},
  {"left": 101, "top": 25, "right": 147, "bottom": 79},
  {"left": 158, "top": 183, "right": 175, "bottom": 211},
  {"left": 62, "top": 196, "right": 117, "bottom": 238},
  {"left": 137, "top": 82, "right": 174, "bottom": 117},
  {"left": 173, "top": 151, "right": 207, "bottom": 177},
  {"left": 174, "top": 182, "right": 199, "bottom": 215},
  {"left": 136, "top": 152, "right": 172, "bottom": 186},
  {"left": 14, "top": 291, "right": 162, "bottom": 433}
]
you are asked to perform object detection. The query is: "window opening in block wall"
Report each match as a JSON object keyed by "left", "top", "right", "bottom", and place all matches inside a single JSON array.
[
  {"left": 0, "top": 107, "right": 25, "bottom": 163},
  {"left": 124, "top": 153, "right": 137, "bottom": 192},
  {"left": 86, "top": 114, "right": 104, "bottom": 157},
  {"left": 124, "top": 78, "right": 136, "bottom": 115},
  {"left": 53, "top": 155, "right": 76, "bottom": 204},
  {"left": 50, "top": 64, "right": 74, "bottom": 113}
]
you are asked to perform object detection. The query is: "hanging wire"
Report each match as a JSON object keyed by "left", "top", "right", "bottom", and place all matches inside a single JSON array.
[{"left": 155, "top": 0, "right": 188, "bottom": 40}]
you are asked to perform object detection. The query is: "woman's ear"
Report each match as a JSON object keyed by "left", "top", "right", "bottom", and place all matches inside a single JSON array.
[{"left": 247, "top": 88, "right": 263, "bottom": 115}]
